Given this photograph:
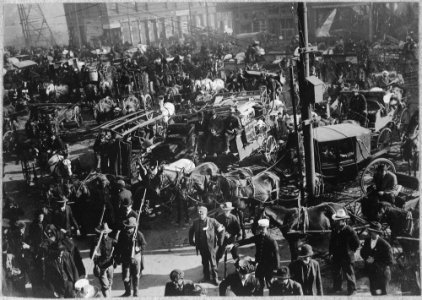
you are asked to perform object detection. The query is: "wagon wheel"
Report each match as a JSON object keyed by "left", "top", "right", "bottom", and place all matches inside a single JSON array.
[
  {"left": 264, "top": 135, "right": 278, "bottom": 164},
  {"left": 143, "top": 94, "right": 153, "bottom": 110},
  {"left": 360, "top": 158, "right": 396, "bottom": 194},
  {"left": 345, "top": 199, "right": 364, "bottom": 227},
  {"left": 376, "top": 127, "right": 392, "bottom": 150}
]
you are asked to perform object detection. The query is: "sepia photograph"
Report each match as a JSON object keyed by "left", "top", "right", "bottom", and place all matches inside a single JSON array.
[{"left": 1, "top": 1, "right": 420, "bottom": 297}]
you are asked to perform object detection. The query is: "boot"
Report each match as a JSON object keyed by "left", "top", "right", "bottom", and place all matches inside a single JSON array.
[
  {"left": 132, "top": 278, "right": 139, "bottom": 297},
  {"left": 102, "top": 289, "right": 110, "bottom": 298},
  {"left": 121, "top": 282, "right": 131, "bottom": 297}
]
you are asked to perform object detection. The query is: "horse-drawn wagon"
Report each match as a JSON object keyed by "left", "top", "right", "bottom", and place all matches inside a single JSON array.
[
  {"left": 335, "top": 89, "right": 406, "bottom": 149},
  {"left": 313, "top": 122, "right": 398, "bottom": 182}
]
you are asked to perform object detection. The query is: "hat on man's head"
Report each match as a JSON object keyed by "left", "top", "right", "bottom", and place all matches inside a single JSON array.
[
  {"left": 198, "top": 206, "right": 208, "bottom": 213},
  {"left": 117, "top": 179, "right": 126, "bottom": 188},
  {"left": 123, "top": 217, "right": 137, "bottom": 228},
  {"left": 298, "top": 244, "right": 313, "bottom": 258},
  {"left": 95, "top": 223, "right": 112, "bottom": 234},
  {"left": 376, "top": 164, "right": 387, "bottom": 172},
  {"left": 56, "top": 195, "right": 69, "bottom": 204},
  {"left": 273, "top": 266, "right": 290, "bottom": 279},
  {"left": 220, "top": 202, "right": 234, "bottom": 211},
  {"left": 15, "top": 220, "right": 26, "bottom": 229},
  {"left": 234, "top": 257, "right": 255, "bottom": 274},
  {"left": 257, "top": 219, "right": 269, "bottom": 228},
  {"left": 169, "top": 269, "right": 184, "bottom": 281},
  {"left": 51, "top": 242, "right": 67, "bottom": 252},
  {"left": 332, "top": 208, "right": 350, "bottom": 221},
  {"left": 367, "top": 222, "right": 383, "bottom": 234},
  {"left": 121, "top": 198, "right": 133, "bottom": 208}
]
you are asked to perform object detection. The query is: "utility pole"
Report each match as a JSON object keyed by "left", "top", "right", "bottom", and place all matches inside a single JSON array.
[
  {"left": 297, "top": 2, "right": 316, "bottom": 202},
  {"left": 368, "top": 3, "right": 373, "bottom": 42},
  {"left": 289, "top": 63, "right": 305, "bottom": 205}
]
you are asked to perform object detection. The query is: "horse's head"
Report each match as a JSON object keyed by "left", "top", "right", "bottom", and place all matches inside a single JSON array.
[{"left": 61, "top": 158, "right": 73, "bottom": 177}]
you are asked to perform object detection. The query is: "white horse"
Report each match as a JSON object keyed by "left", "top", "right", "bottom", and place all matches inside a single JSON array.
[
  {"left": 46, "top": 83, "right": 69, "bottom": 100},
  {"left": 194, "top": 78, "right": 213, "bottom": 92},
  {"left": 48, "top": 154, "right": 73, "bottom": 178},
  {"left": 158, "top": 98, "right": 175, "bottom": 124},
  {"left": 210, "top": 78, "right": 226, "bottom": 93}
]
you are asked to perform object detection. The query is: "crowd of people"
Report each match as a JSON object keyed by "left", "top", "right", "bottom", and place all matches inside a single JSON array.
[
  {"left": 3, "top": 196, "right": 397, "bottom": 297},
  {"left": 3, "top": 29, "right": 419, "bottom": 297}
]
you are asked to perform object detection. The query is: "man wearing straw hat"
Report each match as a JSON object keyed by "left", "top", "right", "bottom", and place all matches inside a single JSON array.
[
  {"left": 115, "top": 217, "right": 146, "bottom": 297},
  {"left": 227, "top": 218, "right": 280, "bottom": 291},
  {"left": 269, "top": 266, "right": 303, "bottom": 295},
  {"left": 360, "top": 222, "right": 393, "bottom": 295},
  {"left": 216, "top": 202, "right": 241, "bottom": 265},
  {"left": 329, "top": 208, "right": 360, "bottom": 295},
  {"left": 90, "top": 223, "right": 117, "bottom": 297}
]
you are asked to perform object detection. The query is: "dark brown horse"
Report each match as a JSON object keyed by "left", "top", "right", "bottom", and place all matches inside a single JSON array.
[
  {"left": 180, "top": 162, "right": 221, "bottom": 205},
  {"left": 253, "top": 202, "right": 345, "bottom": 261}
]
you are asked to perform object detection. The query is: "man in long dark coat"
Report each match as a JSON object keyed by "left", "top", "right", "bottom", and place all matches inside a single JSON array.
[
  {"left": 227, "top": 219, "right": 280, "bottom": 291},
  {"left": 189, "top": 206, "right": 224, "bottom": 285},
  {"left": 360, "top": 222, "right": 393, "bottom": 295},
  {"left": 45, "top": 243, "right": 79, "bottom": 298},
  {"left": 289, "top": 244, "right": 323, "bottom": 295},
  {"left": 329, "top": 209, "right": 360, "bottom": 295}
]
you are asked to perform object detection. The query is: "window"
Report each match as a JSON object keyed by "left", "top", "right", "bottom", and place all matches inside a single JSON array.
[
  {"left": 253, "top": 20, "right": 267, "bottom": 32},
  {"left": 241, "top": 23, "right": 252, "bottom": 33},
  {"left": 114, "top": 3, "right": 119, "bottom": 13},
  {"left": 135, "top": 3, "right": 138, "bottom": 12}
]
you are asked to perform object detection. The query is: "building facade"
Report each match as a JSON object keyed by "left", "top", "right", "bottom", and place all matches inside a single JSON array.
[
  {"left": 219, "top": 3, "right": 297, "bottom": 42},
  {"left": 64, "top": 2, "right": 222, "bottom": 48}
]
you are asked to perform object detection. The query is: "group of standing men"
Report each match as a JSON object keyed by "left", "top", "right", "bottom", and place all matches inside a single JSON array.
[{"left": 189, "top": 204, "right": 394, "bottom": 296}]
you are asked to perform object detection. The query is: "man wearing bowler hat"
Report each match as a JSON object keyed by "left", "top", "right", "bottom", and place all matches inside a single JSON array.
[
  {"left": 116, "top": 198, "right": 138, "bottom": 231},
  {"left": 269, "top": 266, "right": 303, "bottom": 295},
  {"left": 116, "top": 179, "right": 132, "bottom": 210},
  {"left": 360, "top": 222, "right": 393, "bottom": 295},
  {"left": 115, "top": 217, "right": 146, "bottom": 297},
  {"left": 329, "top": 208, "right": 360, "bottom": 295},
  {"left": 45, "top": 242, "right": 79, "bottom": 298},
  {"left": 216, "top": 202, "right": 241, "bottom": 265},
  {"left": 189, "top": 206, "right": 224, "bottom": 285},
  {"left": 90, "top": 223, "right": 117, "bottom": 297},
  {"left": 227, "top": 219, "right": 280, "bottom": 291},
  {"left": 52, "top": 195, "right": 81, "bottom": 237},
  {"left": 219, "top": 257, "right": 261, "bottom": 296},
  {"left": 289, "top": 244, "right": 323, "bottom": 295}
]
